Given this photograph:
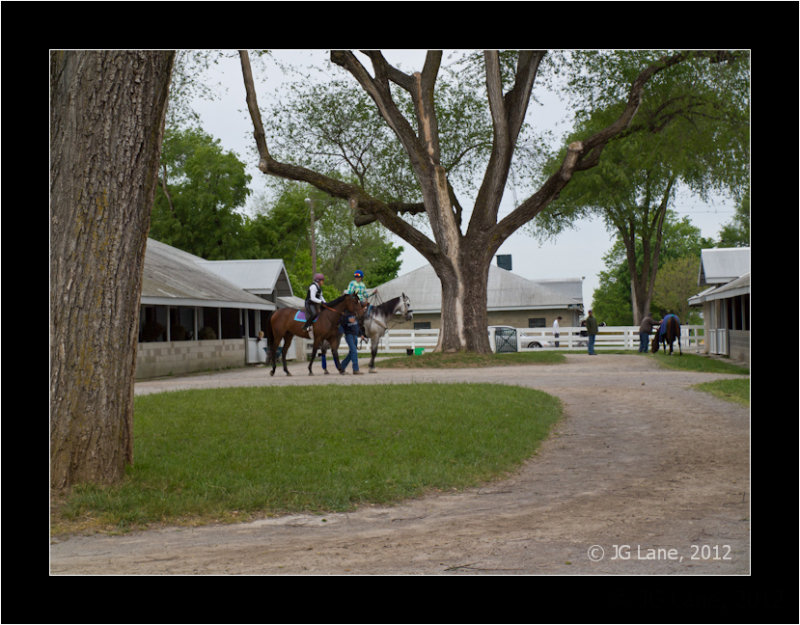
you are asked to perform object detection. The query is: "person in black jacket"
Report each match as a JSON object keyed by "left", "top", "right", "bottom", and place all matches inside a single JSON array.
[{"left": 303, "top": 273, "right": 326, "bottom": 333}]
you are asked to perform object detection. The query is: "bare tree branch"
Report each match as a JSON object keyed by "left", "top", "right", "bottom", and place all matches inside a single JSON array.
[
  {"left": 238, "top": 50, "right": 436, "bottom": 262},
  {"left": 490, "top": 51, "right": 694, "bottom": 248},
  {"left": 470, "top": 51, "right": 544, "bottom": 236},
  {"left": 331, "top": 51, "right": 429, "bottom": 171}
]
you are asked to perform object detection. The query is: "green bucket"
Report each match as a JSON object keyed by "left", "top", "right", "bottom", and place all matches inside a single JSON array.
[{"left": 414, "top": 347, "right": 425, "bottom": 355}]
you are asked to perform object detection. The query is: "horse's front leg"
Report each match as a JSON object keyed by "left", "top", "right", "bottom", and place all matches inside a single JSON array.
[{"left": 369, "top": 340, "right": 378, "bottom": 372}]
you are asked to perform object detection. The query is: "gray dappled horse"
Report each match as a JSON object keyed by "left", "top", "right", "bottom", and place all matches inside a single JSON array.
[{"left": 361, "top": 293, "right": 413, "bottom": 371}]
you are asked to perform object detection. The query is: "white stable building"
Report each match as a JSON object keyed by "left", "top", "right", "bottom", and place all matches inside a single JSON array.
[
  {"left": 137, "top": 239, "right": 295, "bottom": 378},
  {"left": 688, "top": 247, "right": 750, "bottom": 364}
]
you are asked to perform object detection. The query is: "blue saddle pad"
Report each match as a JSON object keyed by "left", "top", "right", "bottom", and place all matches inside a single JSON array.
[{"left": 294, "top": 310, "right": 316, "bottom": 323}]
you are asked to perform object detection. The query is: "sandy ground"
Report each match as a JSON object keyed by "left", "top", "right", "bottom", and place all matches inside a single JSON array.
[{"left": 50, "top": 354, "right": 750, "bottom": 575}]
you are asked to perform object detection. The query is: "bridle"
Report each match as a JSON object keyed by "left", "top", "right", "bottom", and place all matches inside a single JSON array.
[{"left": 365, "top": 294, "right": 412, "bottom": 333}]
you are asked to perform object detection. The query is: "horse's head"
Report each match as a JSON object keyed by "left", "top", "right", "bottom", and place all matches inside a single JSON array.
[
  {"left": 400, "top": 292, "right": 413, "bottom": 321},
  {"left": 650, "top": 334, "right": 660, "bottom": 354}
]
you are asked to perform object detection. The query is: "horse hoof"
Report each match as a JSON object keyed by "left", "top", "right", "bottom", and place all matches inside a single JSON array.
[{"left": 270, "top": 370, "right": 275, "bottom": 377}]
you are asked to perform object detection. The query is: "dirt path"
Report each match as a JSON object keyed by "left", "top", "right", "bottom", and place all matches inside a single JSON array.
[{"left": 50, "top": 354, "right": 750, "bottom": 575}]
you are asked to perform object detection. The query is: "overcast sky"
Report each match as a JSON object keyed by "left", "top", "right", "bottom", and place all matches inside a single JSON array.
[{"left": 189, "top": 50, "right": 739, "bottom": 311}]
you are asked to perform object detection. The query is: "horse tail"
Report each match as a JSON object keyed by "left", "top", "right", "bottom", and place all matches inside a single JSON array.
[
  {"left": 669, "top": 315, "right": 680, "bottom": 340},
  {"left": 264, "top": 311, "right": 275, "bottom": 364}
]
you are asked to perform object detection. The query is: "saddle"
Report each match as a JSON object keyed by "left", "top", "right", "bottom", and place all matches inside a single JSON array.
[{"left": 294, "top": 310, "right": 317, "bottom": 324}]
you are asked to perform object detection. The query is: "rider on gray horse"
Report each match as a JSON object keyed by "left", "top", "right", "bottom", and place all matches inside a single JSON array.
[{"left": 345, "top": 269, "right": 377, "bottom": 340}]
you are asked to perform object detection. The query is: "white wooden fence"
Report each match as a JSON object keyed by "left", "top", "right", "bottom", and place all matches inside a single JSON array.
[
  {"left": 500, "top": 325, "right": 704, "bottom": 352},
  {"left": 298, "top": 325, "right": 704, "bottom": 357}
]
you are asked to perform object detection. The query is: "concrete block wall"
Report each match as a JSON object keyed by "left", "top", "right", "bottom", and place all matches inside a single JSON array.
[{"left": 135, "top": 339, "right": 245, "bottom": 380}]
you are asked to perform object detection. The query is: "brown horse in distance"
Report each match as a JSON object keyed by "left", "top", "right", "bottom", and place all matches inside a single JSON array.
[
  {"left": 265, "top": 293, "right": 362, "bottom": 376},
  {"left": 651, "top": 313, "right": 682, "bottom": 356}
]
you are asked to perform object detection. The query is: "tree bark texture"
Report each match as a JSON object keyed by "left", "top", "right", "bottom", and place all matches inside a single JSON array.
[
  {"left": 239, "top": 50, "right": 710, "bottom": 353},
  {"left": 50, "top": 50, "right": 174, "bottom": 490}
]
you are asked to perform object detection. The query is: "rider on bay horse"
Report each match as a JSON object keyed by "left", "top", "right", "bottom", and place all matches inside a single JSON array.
[{"left": 303, "top": 273, "right": 326, "bottom": 334}]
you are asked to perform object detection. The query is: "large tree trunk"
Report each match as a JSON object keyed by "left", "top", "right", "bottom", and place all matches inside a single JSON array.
[
  {"left": 50, "top": 50, "right": 174, "bottom": 490},
  {"left": 620, "top": 174, "right": 674, "bottom": 325}
]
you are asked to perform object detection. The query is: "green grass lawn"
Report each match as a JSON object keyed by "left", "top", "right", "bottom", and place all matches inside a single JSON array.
[
  {"left": 646, "top": 352, "right": 749, "bottom": 375},
  {"left": 53, "top": 383, "right": 562, "bottom": 535},
  {"left": 644, "top": 352, "right": 749, "bottom": 406},
  {"left": 692, "top": 378, "right": 750, "bottom": 406},
  {"left": 377, "top": 350, "right": 566, "bottom": 369}
]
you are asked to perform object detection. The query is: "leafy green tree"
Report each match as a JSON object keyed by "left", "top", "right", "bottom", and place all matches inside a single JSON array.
[
  {"left": 151, "top": 127, "right": 253, "bottom": 259},
  {"left": 240, "top": 49, "right": 748, "bottom": 352},
  {"left": 249, "top": 182, "right": 403, "bottom": 296},
  {"left": 652, "top": 255, "right": 703, "bottom": 323},
  {"left": 591, "top": 258, "right": 635, "bottom": 326},
  {"left": 717, "top": 189, "right": 750, "bottom": 248},
  {"left": 533, "top": 51, "right": 749, "bottom": 324},
  {"left": 591, "top": 212, "right": 711, "bottom": 323}
]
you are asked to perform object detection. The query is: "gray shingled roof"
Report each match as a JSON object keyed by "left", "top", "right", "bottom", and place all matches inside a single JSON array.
[
  {"left": 141, "top": 239, "right": 275, "bottom": 310},
  {"left": 373, "top": 264, "right": 583, "bottom": 313}
]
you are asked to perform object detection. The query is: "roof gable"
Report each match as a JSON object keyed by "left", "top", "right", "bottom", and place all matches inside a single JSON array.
[
  {"left": 698, "top": 247, "right": 750, "bottom": 285},
  {"left": 198, "top": 259, "right": 294, "bottom": 297}
]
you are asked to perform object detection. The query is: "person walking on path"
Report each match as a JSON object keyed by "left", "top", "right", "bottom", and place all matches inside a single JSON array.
[
  {"left": 585, "top": 310, "right": 599, "bottom": 355},
  {"left": 553, "top": 316, "right": 562, "bottom": 348},
  {"left": 638, "top": 315, "right": 660, "bottom": 353},
  {"left": 338, "top": 309, "right": 362, "bottom": 375}
]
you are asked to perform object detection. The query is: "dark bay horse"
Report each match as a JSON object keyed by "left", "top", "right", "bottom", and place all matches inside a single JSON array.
[
  {"left": 265, "top": 293, "right": 361, "bottom": 376},
  {"left": 363, "top": 293, "right": 413, "bottom": 372},
  {"left": 651, "top": 313, "right": 682, "bottom": 356}
]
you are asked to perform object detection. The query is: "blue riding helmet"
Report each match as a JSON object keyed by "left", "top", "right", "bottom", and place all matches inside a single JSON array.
[{"left": 353, "top": 270, "right": 364, "bottom": 278}]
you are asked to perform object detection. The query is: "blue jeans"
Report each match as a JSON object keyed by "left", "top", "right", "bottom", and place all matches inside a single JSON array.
[
  {"left": 587, "top": 334, "right": 596, "bottom": 355},
  {"left": 638, "top": 332, "right": 650, "bottom": 352},
  {"left": 339, "top": 333, "right": 359, "bottom": 372}
]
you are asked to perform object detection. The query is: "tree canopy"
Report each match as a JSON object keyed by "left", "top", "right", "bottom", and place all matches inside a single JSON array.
[
  {"left": 239, "top": 49, "right": 750, "bottom": 351},
  {"left": 151, "top": 127, "right": 253, "bottom": 259},
  {"left": 529, "top": 51, "right": 749, "bottom": 322}
]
